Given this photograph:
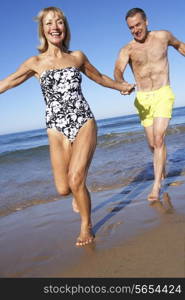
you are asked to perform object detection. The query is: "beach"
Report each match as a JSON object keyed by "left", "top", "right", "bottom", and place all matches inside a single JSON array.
[
  {"left": 0, "top": 108, "right": 185, "bottom": 278},
  {"left": 0, "top": 175, "right": 185, "bottom": 278},
  {"left": 0, "top": 177, "right": 185, "bottom": 278},
  {"left": 63, "top": 185, "right": 185, "bottom": 278}
]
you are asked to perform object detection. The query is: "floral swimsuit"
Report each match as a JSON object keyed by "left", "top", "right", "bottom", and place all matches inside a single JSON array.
[{"left": 40, "top": 67, "right": 94, "bottom": 142}]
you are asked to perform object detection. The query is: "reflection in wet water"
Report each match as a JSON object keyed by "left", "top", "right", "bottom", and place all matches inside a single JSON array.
[{"left": 149, "top": 192, "right": 174, "bottom": 214}]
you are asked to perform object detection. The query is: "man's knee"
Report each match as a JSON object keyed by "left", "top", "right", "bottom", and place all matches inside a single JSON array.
[
  {"left": 154, "top": 135, "right": 165, "bottom": 148},
  {"left": 147, "top": 141, "right": 154, "bottom": 152}
]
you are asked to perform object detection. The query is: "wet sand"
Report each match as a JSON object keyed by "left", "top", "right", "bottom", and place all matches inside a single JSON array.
[
  {"left": 0, "top": 175, "right": 185, "bottom": 278},
  {"left": 63, "top": 212, "right": 185, "bottom": 278}
]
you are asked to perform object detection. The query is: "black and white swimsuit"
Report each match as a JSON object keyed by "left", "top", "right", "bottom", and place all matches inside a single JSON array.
[{"left": 40, "top": 67, "right": 94, "bottom": 142}]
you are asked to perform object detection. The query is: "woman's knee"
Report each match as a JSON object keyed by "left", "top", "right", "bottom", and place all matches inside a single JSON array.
[
  {"left": 68, "top": 171, "right": 84, "bottom": 192},
  {"left": 56, "top": 185, "right": 71, "bottom": 196}
]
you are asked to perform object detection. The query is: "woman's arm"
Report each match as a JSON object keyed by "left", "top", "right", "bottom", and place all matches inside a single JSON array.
[
  {"left": 78, "top": 51, "right": 135, "bottom": 93},
  {"left": 0, "top": 57, "right": 36, "bottom": 94}
]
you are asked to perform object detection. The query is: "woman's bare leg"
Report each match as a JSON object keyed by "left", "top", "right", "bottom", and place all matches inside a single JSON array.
[
  {"left": 47, "top": 121, "right": 97, "bottom": 246},
  {"left": 68, "top": 119, "right": 97, "bottom": 246},
  {"left": 47, "top": 128, "right": 72, "bottom": 195}
]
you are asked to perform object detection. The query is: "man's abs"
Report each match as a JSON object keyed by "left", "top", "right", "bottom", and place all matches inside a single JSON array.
[{"left": 134, "top": 68, "right": 170, "bottom": 91}]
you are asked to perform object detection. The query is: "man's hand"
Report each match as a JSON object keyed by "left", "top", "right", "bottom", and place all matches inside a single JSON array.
[{"left": 120, "top": 83, "right": 136, "bottom": 95}]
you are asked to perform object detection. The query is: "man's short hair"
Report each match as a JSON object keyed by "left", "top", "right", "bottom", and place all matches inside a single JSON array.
[{"left": 125, "top": 8, "right": 147, "bottom": 21}]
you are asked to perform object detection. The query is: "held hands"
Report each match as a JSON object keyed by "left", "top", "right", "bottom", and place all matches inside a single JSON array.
[{"left": 120, "top": 82, "right": 136, "bottom": 95}]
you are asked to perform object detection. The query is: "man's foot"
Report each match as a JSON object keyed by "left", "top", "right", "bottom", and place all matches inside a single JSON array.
[
  {"left": 147, "top": 194, "right": 160, "bottom": 202},
  {"left": 147, "top": 185, "right": 160, "bottom": 202},
  {"left": 72, "top": 198, "right": 80, "bottom": 213},
  {"left": 76, "top": 226, "right": 95, "bottom": 247}
]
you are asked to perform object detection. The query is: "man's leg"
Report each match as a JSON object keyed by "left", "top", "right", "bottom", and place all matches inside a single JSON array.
[
  {"left": 144, "top": 124, "right": 166, "bottom": 180},
  {"left": 148, "top": 117, "right": 169, "bottom": 200},
  {"left": 144, "top": 124, "right": 154, "bottom": 152}
]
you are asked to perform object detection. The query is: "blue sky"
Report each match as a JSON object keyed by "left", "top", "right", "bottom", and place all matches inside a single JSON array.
[{"left": 1, "top": 0, "right": 185, "bottom": 134}]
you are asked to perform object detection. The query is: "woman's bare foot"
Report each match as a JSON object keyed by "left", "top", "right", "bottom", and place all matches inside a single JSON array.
[
  {"left": 72, "top": 198, "right": 80, "bottom": 213},
  {"left": 76, "top": 225, "right": 95, "bottom": 247}
]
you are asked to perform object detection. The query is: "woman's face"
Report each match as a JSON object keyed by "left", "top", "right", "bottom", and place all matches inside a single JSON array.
[{"left": 42, "top": 11, "right": 66, "bottom": 46}]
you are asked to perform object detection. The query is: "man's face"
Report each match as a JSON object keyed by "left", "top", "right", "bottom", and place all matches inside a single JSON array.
[{"left": 126, "top": 13, "right": 148, "bottom": 42}]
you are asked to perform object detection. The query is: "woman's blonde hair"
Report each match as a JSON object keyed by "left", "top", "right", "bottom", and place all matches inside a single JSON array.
[{"left": 35, "top": 6, "right": 71, "bottom": 53}]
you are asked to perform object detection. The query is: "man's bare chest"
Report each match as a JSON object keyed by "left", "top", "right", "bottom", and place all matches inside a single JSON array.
[{"left": 129, "top": 41, "right": 168, "bottom": 66}]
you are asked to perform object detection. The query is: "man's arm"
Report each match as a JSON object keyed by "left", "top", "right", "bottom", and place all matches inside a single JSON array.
[
  {"left": 167, "top": 31, "right": 185, "bottom": 56},
  {"left": 114, "top": 45, "right": 135, "bottom": 94},
  {"left": 114, "top": 46, "right": 130, "bottom": 83}
]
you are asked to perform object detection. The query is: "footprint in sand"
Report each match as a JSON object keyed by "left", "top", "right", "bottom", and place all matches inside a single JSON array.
[{"left": 102, "top": 221, "right": 123, "bottom": 236}]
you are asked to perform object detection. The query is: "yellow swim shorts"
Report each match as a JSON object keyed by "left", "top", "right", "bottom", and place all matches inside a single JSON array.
[{"left": 134, "top": 85, "right": 175, "bottom": 127}]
